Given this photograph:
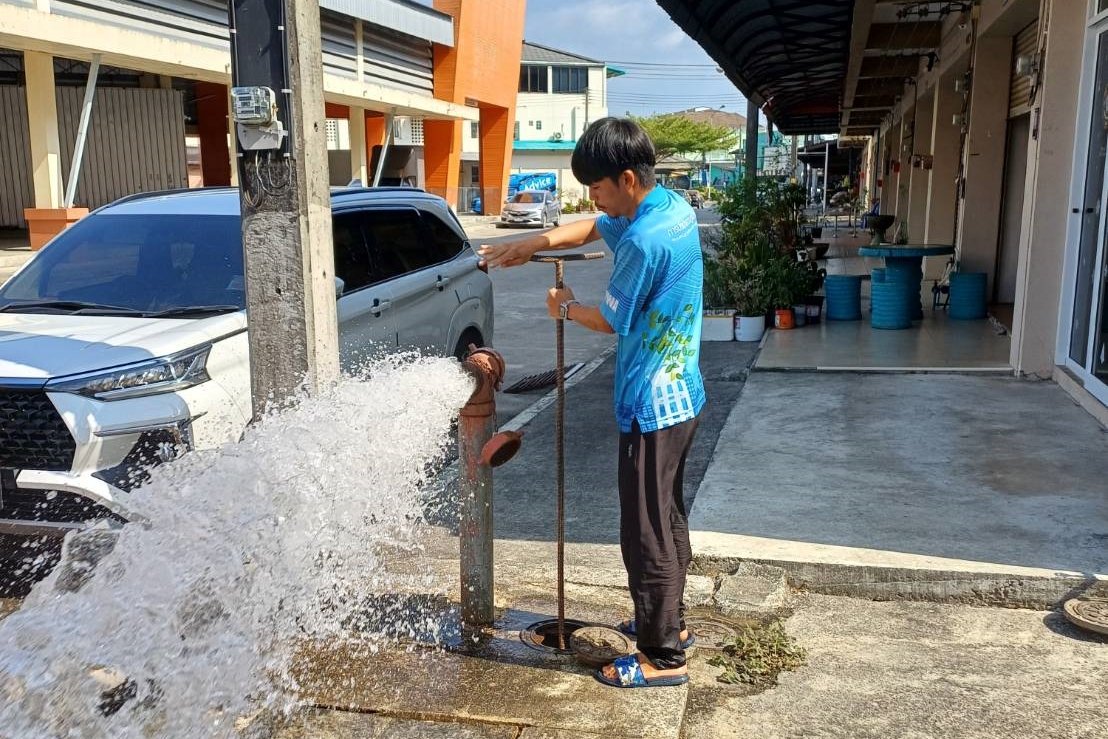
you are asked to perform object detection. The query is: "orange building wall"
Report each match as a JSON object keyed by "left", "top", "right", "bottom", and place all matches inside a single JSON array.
[
  {"left": 195, "top": 82, "right": 231, "bottom": 187},
  {"left": 428, "top": 0, "right": 525, "bottom": 214}
]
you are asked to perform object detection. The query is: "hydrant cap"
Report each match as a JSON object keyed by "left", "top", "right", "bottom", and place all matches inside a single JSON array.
[{"left": 480, "top": 430, "right": 523, "bottom": 467}]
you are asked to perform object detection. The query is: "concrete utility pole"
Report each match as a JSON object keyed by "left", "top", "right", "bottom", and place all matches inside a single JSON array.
[
  {"left": 228, "top": 0, "right": 339, "bottom": 418},
  {"left": 745, "top": 97, "right": 759, "bottom": 180}
]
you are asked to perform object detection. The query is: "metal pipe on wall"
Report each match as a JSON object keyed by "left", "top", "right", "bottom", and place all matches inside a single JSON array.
[{"left": 64, "top": 53, "right": 101, "bottom": 209}]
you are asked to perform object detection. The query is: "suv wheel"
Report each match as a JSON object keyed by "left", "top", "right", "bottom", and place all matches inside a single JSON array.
[{"left": 453, "top": 329, "right": 484, "bottom": 361}]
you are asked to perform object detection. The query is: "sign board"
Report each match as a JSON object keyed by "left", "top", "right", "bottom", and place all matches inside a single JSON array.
[
  {"left": 761, "top": 146, "right": 792, "bottom": 176},
  {"left": 509, "top": 171, "right": 557, "bottom": 197}
]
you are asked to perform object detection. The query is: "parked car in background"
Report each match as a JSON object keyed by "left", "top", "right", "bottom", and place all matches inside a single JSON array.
[
  {"left": 0, "top": 186, "right": 493, "bottom": 534},
  {"left": 688, "top": 190, "right": 703, "bottom": 208},
  {"left": 498, "top": 190, "right": 561, "bottom": 229}
]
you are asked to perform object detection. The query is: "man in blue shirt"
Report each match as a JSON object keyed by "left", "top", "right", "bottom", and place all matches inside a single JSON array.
[{"left": 479, "top": 118, "right": 704, "bottom": 688}]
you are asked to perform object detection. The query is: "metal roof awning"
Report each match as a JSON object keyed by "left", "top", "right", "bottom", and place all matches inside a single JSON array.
[
  {"left": 321, "top": 0, "right": 455, "bottom": 47},
  {"left": 655, "top": 0, "right": 854, "bottom": 135}
]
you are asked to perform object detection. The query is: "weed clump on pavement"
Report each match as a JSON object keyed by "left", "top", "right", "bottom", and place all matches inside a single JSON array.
[{"left": 707, "top": 620, "right": 807, "bottom": 686}]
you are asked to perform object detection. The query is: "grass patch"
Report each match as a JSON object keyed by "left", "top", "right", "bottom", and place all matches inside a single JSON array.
[{"left": 706, "top": 620, "right": 806, "bottom": 686}]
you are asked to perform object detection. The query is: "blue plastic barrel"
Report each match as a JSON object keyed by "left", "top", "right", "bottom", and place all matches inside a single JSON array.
[
  {"left": 871, "top": 280, "right": 912, "bottom": 329},
  {"left": 825, "top": 275, "right": 863, "bottom": 321},
  {"left": 949, "top": 272, "right": 987, "bottom": 320}
]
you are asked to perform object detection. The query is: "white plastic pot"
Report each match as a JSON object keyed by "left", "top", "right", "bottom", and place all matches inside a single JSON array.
[
  {"left": 734, "top": 314, "right": 766, "bottom": 342},
  {"left": 701, "top": 310, "right": 736, "bottom": 341}
]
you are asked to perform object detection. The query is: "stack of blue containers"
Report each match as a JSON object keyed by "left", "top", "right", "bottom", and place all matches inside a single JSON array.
[
  {"left": 870, "top": 268, "right": 912, "bottom": 330},
  {"left": 825, "top": 275, "right": 863, "bottom": 321},
  {"left": 949, "top": 272, "right": 988, "bottom": 319}
]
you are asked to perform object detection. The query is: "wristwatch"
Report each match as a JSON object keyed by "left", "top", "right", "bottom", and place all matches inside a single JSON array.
[{"left": 559, "top": 300, "right": 579, "bottom": 321}]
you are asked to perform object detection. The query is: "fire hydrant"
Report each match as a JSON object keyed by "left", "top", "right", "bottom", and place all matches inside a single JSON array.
[{"left": 457, "top": 346, "right": 521, "bottom": 627}]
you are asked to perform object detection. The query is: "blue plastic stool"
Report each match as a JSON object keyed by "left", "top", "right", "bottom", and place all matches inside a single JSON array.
[
  {"left": 825, "top": 275, "right": 863, "bottom": 321},
  {"left": 871, "top": 279, "right": 912, "bottom": 330},
  {"left": 949, "top": 272, "right": 987, "bottom": 320}
]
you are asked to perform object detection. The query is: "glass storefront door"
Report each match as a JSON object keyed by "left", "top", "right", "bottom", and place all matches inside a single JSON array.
[{"left": 1070, "top": 26, "right": 1108, "bottom": 398}]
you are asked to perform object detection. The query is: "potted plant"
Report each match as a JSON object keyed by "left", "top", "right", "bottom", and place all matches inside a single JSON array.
[
  {"left": 701, "top": 257, "right": 736, "bottom": 341},
  {"left": 732, "top": 272, "right": 767, "bottom": 342}
]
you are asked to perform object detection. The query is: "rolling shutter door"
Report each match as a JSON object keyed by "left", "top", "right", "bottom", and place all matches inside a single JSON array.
[{"left": 1009, "top": 20, "right": 1038, "bottom": 118}]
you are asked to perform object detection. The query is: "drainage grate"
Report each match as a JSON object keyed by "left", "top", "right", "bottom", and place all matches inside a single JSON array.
[
  {"left": 520, "top": 618, "right": 591, "bottom": 654},
  {"left": 570, "top": 625, "right": 633, "bottom": 668},
  {"left": 686, "top": 616, "right": 740, "bottom": 653},
  {"left": 1064, "top": 597, "right": 1108, "bottom": 636},
  {"left": 502, "top": 363, "right": 584, "bottom": 394}
]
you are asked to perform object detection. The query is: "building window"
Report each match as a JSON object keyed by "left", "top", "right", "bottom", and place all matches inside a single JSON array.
[
  {"left": 552, "top": 66, "right": 587, "bottom": 94},
  {"left": 471, "top": 165, "right": 479, "bottom": 185},
  {"left": 519, "top": 65, "right": 548, "bottom": 93},
  {"left": 535, "top": 121, "right": 542, "bottom": 131},
  {"left": 470, "top": 121, "right": 479, "bottom": 139},
  {"left": 514, "top": 122, "right": 520, "bottom": 140}
]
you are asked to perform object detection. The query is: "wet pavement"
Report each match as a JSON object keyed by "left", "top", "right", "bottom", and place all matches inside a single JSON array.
[{"left": 288, "top": 596, "right": 687, "bottom": 739}]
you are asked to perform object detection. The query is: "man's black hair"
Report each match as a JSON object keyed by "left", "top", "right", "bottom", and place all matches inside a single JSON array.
[{"left": 571, "top": 117, "right": 656, "bottom": 188}]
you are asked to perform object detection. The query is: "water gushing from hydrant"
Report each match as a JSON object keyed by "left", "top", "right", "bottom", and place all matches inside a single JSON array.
[{"left": 0, "top": 354, "right": 473, "bottom": 739}]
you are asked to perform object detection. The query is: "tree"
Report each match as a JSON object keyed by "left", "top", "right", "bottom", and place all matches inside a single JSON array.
[{"left": 634, "top": 114, "right": 739, "bottom": 160}]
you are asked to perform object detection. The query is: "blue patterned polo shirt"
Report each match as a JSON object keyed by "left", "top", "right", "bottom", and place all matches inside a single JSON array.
[{"left": 597, "top": 187, "right": 705, "bottom": 433}]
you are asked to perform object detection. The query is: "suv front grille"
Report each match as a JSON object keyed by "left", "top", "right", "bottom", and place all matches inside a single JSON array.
[
  {"left": 0, "top": 388, "right": 76, "bottom": 471},
  {"left": 0, "top": 489, "right": 122, "bottom": 524}
]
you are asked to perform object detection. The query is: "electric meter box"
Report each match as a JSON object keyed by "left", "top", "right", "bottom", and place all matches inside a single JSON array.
[{"left": 231, "top": 86, "right": 277, "bottom": 126}]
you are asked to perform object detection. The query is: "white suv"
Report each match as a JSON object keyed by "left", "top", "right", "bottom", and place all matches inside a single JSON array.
[{"left": 0, "top": 187, "right": 493, "bottom": 536}]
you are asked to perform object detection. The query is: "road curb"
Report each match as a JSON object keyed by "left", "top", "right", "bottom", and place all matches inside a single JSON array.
[{"left": 690, "top": 553, "right": 1108, "bottom": 610}]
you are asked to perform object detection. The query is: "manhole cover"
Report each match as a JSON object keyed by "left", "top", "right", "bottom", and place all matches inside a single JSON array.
[
  {"left": 570, "top": 626, "right": 633, "bottom": 668},
  {"left": 520, "top": 619, "right": 591, "bottom": 654},
  {"left": 686, "top": 616, "right": 739, "bottom": 652},
  {"left": 1063, "top": 597, "right": 1108, "bottom": 636}
]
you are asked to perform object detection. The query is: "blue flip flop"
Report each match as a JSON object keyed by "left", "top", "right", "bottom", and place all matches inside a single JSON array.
[
  {"left": 594, "top": 654, "right": 689, "bottom": 689},
  {"left": 616, "top": 619, "right": 696, "bottom": 650}
]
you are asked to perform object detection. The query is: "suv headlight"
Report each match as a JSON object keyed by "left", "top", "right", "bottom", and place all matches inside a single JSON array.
[{"left": 47, "top": 345, "right": 212, "bottom": 401}]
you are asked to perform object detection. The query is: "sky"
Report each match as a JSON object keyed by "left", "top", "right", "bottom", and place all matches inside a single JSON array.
[{"left": 521, "top": 0, "right": 750, "bottom": 118}]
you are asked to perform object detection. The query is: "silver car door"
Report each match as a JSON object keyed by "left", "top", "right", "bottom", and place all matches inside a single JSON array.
[
  {"left": 362, "top": 207, "right": 445, "bottom": 354},
  {"left": 421, "top": 209, "right": 474, "bottom": 354},
  {"left": 332, "top": 210, "right": 395, "bottom": 371}
]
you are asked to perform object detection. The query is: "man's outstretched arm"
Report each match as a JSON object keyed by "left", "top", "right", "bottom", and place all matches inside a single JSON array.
[{"left": 477, "top": 218, "right": 602, "bottom": 268}]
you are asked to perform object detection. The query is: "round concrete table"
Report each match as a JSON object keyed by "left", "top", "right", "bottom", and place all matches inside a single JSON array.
[{"left": 857, "top": 244, "right": 955, "bottom": 319}]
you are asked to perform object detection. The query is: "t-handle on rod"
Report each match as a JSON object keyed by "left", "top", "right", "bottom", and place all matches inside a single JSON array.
[{"left": 530, "top": 251, "right": 604, "bottom": 650}]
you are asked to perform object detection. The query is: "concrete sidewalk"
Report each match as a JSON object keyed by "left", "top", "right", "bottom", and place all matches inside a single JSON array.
[{"left": 690, "top": 371, "right": 1108, "bottom": 606}]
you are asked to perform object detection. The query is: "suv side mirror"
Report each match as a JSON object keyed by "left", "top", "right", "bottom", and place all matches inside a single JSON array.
[{"left": 334, "top": 277, "right": 345, "bottom": 298}]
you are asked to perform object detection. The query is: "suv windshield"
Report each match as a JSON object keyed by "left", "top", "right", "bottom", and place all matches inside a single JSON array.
[
  {"left": 0, "top": 213, "right": 245, "bottom": 315},
  {"left": 511, "top": 192, "right": 543, "bottom": 204}
]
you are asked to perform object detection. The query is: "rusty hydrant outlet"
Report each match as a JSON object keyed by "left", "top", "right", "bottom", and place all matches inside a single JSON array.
[{"left": 457, "top": 345, "right": 517, "bottom": 627}]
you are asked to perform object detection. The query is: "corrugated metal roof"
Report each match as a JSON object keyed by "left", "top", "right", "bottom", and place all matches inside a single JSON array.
[
  {"left": 321, "top": 0, "right": 454, "bottom": 47},
  {"left": 522, "top": 41, "right": 601, "bottom": 66},
  {"left": 655, "top": 0, "right": 854, "bottom": 135}
]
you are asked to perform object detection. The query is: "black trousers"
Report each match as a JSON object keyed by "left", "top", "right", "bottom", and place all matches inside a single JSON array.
[{"left": 618, "top": 415, "right": 700, "bottom": 670}]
